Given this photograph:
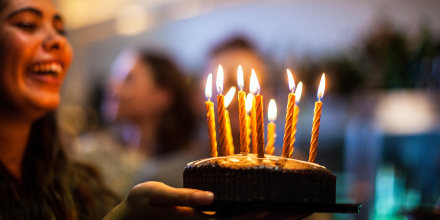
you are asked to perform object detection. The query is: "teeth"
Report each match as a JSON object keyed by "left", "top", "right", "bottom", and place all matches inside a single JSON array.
[{"left": 30, "top": 62, "right": 63, "bottom": 74}]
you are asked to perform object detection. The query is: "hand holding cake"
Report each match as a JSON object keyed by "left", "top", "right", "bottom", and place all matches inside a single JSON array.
[{"left": 104, "top": 182, "right": 214, "bottom": 219}]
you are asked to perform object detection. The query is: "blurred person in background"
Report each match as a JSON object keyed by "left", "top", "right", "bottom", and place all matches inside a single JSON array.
[
  {"left": 0, "top": 0, "right": 214, "bottom": 219},
  {"left": 204, "top": 36, "right": 274, "bottom": 153},
  {"left": 75, "top": 49, "right": 207, "bottom": 197}
]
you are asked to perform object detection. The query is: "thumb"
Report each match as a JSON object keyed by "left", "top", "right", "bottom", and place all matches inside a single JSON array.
[{"left": 128, "top": 181, "right": 214, "bottom": 207}]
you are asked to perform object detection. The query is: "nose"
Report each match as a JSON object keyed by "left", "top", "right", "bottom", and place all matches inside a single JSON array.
[{"left": 42, "top": 27, "right": 67, "bottom": 51}]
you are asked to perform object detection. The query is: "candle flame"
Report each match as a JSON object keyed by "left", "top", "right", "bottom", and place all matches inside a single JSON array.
[
  {"left": 268, "top": 99, "right": 277, "bottom": 122},
  {"left": 286, "top": 69, "right": 295, "bottom": 92},
  {"left": 295, "top": 81, "right": 303, "bottom": 104},
  {"left": 224, "top": 86, "right": 236, "bottom": 108},
  {"left": 249, "top": 69, "right": 260, "bottom": 94},
  {"left": 205, "top": 73, "right": 212, "bottom": 100},
  {"left": 237, "top": 65, "right": 244, "bottom": 91},
  {"left": 245, "top": 93, "right": 254, "bottom": 113},
  {"left": 317, "top": 73, "right": 325, "bottom": 101},
  {"left": 216, "top": 65, "right": 224, "bottom": 94}
]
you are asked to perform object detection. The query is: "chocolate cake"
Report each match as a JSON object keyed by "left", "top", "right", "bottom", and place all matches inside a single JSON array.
[{"left": 184, "top": 154, "right": 336, "bottom": 211}]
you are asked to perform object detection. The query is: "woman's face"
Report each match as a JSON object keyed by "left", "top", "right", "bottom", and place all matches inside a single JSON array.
[
  {"left": 113, "top": 59, "right": 170, "bottom": 123},
  {"left": 0, "top": 0, "right": 72, "bottom": 117}
]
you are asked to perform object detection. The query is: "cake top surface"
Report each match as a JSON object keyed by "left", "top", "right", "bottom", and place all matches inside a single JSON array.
[{"left": 187, "top": 154, "right": 331, "bottom": 173}]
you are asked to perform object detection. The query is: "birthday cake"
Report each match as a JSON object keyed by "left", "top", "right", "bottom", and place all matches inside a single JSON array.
[
  {"left": 183, "top": 154, "right": 336, "bottom": 210},
  {"left": 187, "top": 70, "right": 346, "bottom": 212}
]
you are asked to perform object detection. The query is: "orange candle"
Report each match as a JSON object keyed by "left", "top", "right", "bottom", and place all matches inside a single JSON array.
[
  {"left": 250, "top": 69, "right": 265, "bottom": 158},
  {"left": 289, "top": 81, "right": 303, "bottom": 158},
  {"left": 250, "top": 88, "right": 257, "bottom": 153},
  {"left": 216, "top": 65, "right": 228, "bottom": 156},
  {"left": 224, "top": 87, "right": 236, "bottom": 155},
  {"left": 245, "top": 93, "right": 253, "bottom": 153},
  {"left": 237, "top": 65, "right": 247, "bottom": 153},
  {"left": 266, "top": 99, "right": 277, "bottom": 155},
  {"left": 309, "top": 74, "right": 326, "bottom": 163},
  {"left": 282, "top": 69, "right": 296, "bottom": 158},
  {"left": 204, "top": 73, "right": 217, "bottom": 157}
]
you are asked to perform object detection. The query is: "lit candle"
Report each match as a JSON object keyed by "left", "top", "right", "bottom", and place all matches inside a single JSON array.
[
  {"left": 237, "top": 65, "right": 247, "bottom": 153},
  {"left": 289, "top": 81, "right": 303, "bottom": 158},
  {"left": 205, "top": 73, "right": 218, "bottom": 157},
  {"left": 245, "top": 93, "right": 253, "bottom": 153},
  {"left": 250, "top": 78, "right": 257, "bottom": 154},
  {"left": 224, "top": 86, "right": 236, "bottom": 155},
  {"left": 250, "top": 69, "right": 265, "bottom": 158},
  {"left": 266, "top": 99, "right": 277, "bottom": 155},
  {"left": 309, "top": 74, "right": 326, "bottom": 163},
  {"left": 216, "top": 65, "right": 228, "bottom": 156},
  {"left": 282, "top": 69, "right": 296, "bottom": 158}
]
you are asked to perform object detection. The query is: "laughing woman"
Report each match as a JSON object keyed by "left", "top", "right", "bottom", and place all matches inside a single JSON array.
[{"left": 0, "top": 0, "right": 213, "bottom": 219}]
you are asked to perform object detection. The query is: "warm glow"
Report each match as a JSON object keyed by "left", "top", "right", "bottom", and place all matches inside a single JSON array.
[
  {"left": 286, "top": 69, "right": 295, "bottom": 93},
  {"left": 115, "top": 3, "right": 152, "bottom": 35},
  {"left": 249, "top": 69, "right": 260, "bottom": 95},
  {"left": 224, "top": 87, "right": 236, "bottom": 108},
  {"left": 205, "top": 73, "right": 212, "bottom": 100},
  {"left": 237, "top": 65, "right": 244, "bottom": 91},
  {"left": 375, "top": 91, "right": 437, "bottom": 135},
  {"left": 317, "top": 73, "right": 326, "bottom": 101},
  {"left": 216, "top": 65, "right": 224, "bottom": 94},
  {"left": 245, "top": 93, "right": 254, "bottom": 114},
  {"left": 268, "top": 99, "right": 277, "bottom": 122},
  {"left": 295, "top": 81, "right": 303, "bottom": 104}
]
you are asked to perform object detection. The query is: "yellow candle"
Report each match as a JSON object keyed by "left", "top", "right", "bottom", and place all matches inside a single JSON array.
[
  {"left": 282, "top": 69, "right": 295, "bottom": 158},
  {"left": 289, "top": 81, "right": 303, "bottom": 158},
  {"left": 216, "top": 65, "right": 228, "bottom": 156},
  {"left": 246, "top": 115, "right": 251, "bottom": 153},
  {"left": 245, "top": 94, "right": 253, "bottom": 153},
  {"left": 309, "top": 74, "right": 326, "bottom": 163},
  {"left": 224, "top": 87, "right": 236, "bottom": 155},
  {"left": 237, "top": 65, "right": 247, "bottom": 153},
  {"left": 226, "top": 110, "right": 234, "bottom": 155},
  {"left": 250, "top": 69, "right": 265, "bottom": 158},
  {"left": 266, "top": 99, "right": 277, "bottom": 155},
  {"left": 204, "top": 73, "right": 217, "bottom": 157}
]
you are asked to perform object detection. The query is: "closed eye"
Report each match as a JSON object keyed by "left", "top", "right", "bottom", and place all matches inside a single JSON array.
[{"left": 15, "top": 22, "right": 37, "bottom": 31}]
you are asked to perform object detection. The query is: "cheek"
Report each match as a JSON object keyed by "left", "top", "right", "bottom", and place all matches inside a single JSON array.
[
  {"left": 0, "top": 33, "right": 34, "bottom": 104},
  {"left": 63, "top": 43, "right": 73, "bottom": 71}
]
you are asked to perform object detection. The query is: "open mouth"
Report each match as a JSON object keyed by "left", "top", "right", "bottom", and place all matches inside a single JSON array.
[{"left": 28, "top": 62, "right": 63, "bottom": 77}]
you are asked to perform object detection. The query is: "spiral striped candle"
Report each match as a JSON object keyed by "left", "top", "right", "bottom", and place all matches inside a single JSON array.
[
  {"left": 255, "top": 94, "right": 265, "bottom": 158},
  {"left": 205, "top": 101, "right": 217, "bottom": 157},
  {"left": 289, "top": 81, "right": 303, "bottom": 158},
  {"left": 308, "top": 101, "right": 321, "bottom": 163},
  {"left": 282, "top": 69, "right": 295, "bottom": 158},
  {"left": 217, "top": 95, "right": 228, "bottom": 156},
  {"left": 308, "top": 74, "right": 325, "bottom": 163}
]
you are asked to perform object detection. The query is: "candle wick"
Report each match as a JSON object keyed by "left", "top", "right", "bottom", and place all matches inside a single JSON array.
[{"left": 317, "top": 96, "right": 322, "bottom": 102}]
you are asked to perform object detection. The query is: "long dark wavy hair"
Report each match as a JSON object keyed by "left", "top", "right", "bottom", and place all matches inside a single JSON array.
[
  {"left": 0, "top": 113, "right": 119, "bottom": 219},
  {"left": 137, "top": 51, "right": 198, "bottom": 155}
]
